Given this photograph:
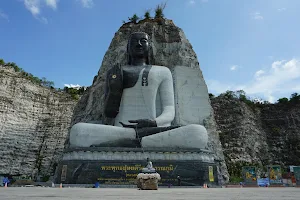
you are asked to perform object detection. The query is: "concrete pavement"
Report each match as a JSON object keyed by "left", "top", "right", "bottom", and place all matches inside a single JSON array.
[{"left": 0, "top": 187, "right": 299, "bottom": 200}]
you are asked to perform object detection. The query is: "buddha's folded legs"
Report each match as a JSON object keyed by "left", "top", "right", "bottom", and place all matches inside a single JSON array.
[
  {"left": 69, "top": 123, "right": 136, "bottom": 148},
  {"left": 141, "top": 124, "right": 208, "bottom": 149}
]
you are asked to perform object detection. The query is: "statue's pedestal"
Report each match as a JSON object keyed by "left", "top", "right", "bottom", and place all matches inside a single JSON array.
[
  {"left": 55, "top": 147, "right": 219, "bottom": 186},
  {"left": 136, "top": 173, "right": 161, "bottom": 190}
]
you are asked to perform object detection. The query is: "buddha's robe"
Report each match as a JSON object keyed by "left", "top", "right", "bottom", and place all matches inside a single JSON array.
[{"left": 69, "top": 65, "right": 208, "bottom": 149}]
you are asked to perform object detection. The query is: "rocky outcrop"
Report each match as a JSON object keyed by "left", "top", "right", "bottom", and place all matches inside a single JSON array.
[
  {"left": 70, "top": 19, "right": 229, "bottom": 183},
  {"left": 0, "top": 66, "right": 77, "bottom": 177},
  {"left": 211, "top": 95, "right": 300, "bottom": 177}
]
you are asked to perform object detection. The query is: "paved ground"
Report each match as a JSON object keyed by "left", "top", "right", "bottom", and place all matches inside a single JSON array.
[{"left": 0, "top": 187, "right": 299, "bottom": 200}]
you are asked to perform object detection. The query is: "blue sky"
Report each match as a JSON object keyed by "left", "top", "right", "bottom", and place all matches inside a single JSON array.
[{"left": 0, "top": 0, "right": 300, "bottom": 102}]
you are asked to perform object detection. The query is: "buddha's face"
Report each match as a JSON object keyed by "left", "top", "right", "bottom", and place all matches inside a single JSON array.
[{"left": 129, "top": 33, "right": 149, "bottom": 58}]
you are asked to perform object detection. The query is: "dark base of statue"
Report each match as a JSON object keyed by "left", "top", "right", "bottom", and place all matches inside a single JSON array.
[{"left": 55, "top": 147, "right": 219, "bottom": 186}]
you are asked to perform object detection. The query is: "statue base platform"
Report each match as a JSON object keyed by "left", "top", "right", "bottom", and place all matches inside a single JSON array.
[
  {"left": 55, "top": 147, "right": 219, "bottom": 186},
  {"left": 137, "top": 173, "right": 161, "bottom": 190}
]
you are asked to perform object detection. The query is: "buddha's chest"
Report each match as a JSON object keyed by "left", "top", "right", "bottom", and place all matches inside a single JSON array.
[{"left": 122, "top": 66, "right": 161, "bottom": 89}]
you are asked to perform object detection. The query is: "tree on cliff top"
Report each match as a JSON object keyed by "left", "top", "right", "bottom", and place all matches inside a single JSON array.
[
  {"left": 144, "top": 9, "right": 151, "bottom": 19},
  {"left": 277, "top": 97, "right": 289, "bottom": 104},
  {"left": 290, "top": 92, "right": 300, "bottom": 103},
  {"left": 155, "top": 2, "right": 167, "bottom": 19},
  {"left": 128, "top": 14, "right": 139, "bottom": 23},
  {"left": 0, "top": 58, "right": 4, "bottom": 65}
]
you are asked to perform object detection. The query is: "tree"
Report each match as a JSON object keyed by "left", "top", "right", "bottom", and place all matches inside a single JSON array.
[
  {"left": 236, "top": 90, "right": 247, "bottom": 101},
  {"left": 41, "top": 77, "right": 47, "bottom": 85},
  {"left": 154, "top": 2, "right": 167, "bottom": 19},
  {"left": 9, "top": 62, "right": 17, "bottom": 67},
  {"left": 144, "top": 9, "right": 151, "bottom": 19},
  {"left": 223, "top": 90, "right": 236, "bottom": 99},
  {"left": 78, "top": 87, "right": 85, "bottom": 94},
  {"left": 13, "top": 65, "right": 21, "bottom": 72},
  {"left": 209, "top": 93, "right": 215, "bottom": 99},
  {"left": 277, "top": 97, "right": 289, "bottom": 104},
  {"left": 290, "top": 92, "right": 300, "bottom": 102},
  {"left": 0, "top": 58, "right": 5, "bottom": 65},
  {"left": 63, "top": 86, "right": 69, "bottom": 93},
  {"left": 48, "top": 81, "right": 54, "bottom": 87},
  {"left": 128, "top": 14, "right": 139, "bottom": 23}
]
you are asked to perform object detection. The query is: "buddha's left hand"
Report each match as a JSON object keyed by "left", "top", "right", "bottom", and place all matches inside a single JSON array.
[{"left": 119, "top": 119, "right": 157, "bottom": 128}]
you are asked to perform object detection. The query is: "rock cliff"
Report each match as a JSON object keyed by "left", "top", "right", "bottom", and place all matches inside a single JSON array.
[
  {"left": 70, "top": 18, "right": 229, "bottom": 183},
  {"left": 211, "top": 93, "right": 300, "bottom": 178},
  {"left": 0, "top": 66, "right": 77, "bottom": 178}
]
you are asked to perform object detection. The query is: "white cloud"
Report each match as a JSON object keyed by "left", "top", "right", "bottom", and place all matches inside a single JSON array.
[
  {"left": 188, "top": 0, "right": 208, "bottom": 5},
  {"left": 206, "top": 80, "right": 242, "bottom": 94},
  {"left": 254, "top": 70, "right": 265, "bottom": 78},
  {"left": 189, "top": 0, "right": 196, "bottom": 4},
  {"left": 39, "top": 16, "right": 48, "bottom": 24},
  {"left": 78, "top": 0, "right": 94, "bottom": 8},
  {"left": 45, "top": 0, "right": 59, "bottom": 10},
  {"left": 246, "top": 59, "right": 300, "bottom": 101},
  {"left": 208, "top": 59, "right": 300, "bottom": 103},
  {"left": 278, "top": 8, "right": 287, "bottom": 12},
  {"left": 24, "top": 0, "right": 41, "bottom": 16},
  {"left": 23, "top": 0, "right": 51, "bottom": 23},
  {"left": 0, "top": 10, "right": 9, "bottom": 22},
  {"left": 251, "top": 12, "right": 263, "bottom": 20},
  {"left": 230, "top": 65, "right": 239, "bottom": 71},
  {"left": 64, "top": 84, "right": 81, "bottom": 88}
]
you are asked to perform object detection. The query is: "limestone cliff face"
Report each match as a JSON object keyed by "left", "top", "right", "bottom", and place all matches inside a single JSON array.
[
  {"left": 0, "top": 66, "right": 77, "bottom": 177},
  {"left": 211, "top": 95, "right": 300, "bottom": 176},
  {"left": 70, "top": 19, "right": 229, "bottom": 182}
]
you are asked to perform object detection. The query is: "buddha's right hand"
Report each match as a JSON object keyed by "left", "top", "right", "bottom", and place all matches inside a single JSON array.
[
  {"left": 107, "top": 64, "right": 123, "bottom": 93},
  {"left": 119, "top": 119, "right": 157, "bottom": 129}
]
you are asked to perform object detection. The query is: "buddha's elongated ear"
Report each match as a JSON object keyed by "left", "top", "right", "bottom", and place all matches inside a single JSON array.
[
  {"left": 147, "top": 34, "right": 153, "bottom": 65},
  {"left": 127, "top": 40, "right": 132, "bottom": 65},
  {"left": 148, "top": 41, "right": 155, "bottom": 65}
]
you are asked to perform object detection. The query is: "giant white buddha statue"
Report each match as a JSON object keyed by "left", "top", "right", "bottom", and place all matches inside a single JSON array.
[{"left": 69, "top": 32, "right": 208, "bottom": 149}]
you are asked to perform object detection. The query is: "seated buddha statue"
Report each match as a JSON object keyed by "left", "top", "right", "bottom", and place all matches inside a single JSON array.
[
  {"left": 69, "top": 32, "right": 208, "bottom": 149},
  {"left": 142, "top": 158, "right": 156, "bottom": 173}
]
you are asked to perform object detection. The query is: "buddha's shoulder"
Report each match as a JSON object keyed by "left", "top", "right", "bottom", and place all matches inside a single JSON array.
[{"left": 151, "top": 65, "right": 171, "bottom": 73}]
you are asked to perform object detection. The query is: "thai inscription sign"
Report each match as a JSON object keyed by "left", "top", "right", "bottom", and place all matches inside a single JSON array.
[
  {"left": 56, "top": 160, "right": 218, "bottom": 186},
  {"left": 98, "top": 164, "right": 175, "bottom": 185}
]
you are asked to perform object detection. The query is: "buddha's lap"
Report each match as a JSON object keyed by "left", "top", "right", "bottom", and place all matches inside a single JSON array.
[{"left": 70, "top": 123, "right": 208, "bottom": 149}]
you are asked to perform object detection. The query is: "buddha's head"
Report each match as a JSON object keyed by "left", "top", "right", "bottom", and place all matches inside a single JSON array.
[{"left": 127, "top": 32, "right": 151, "bottom": 65}]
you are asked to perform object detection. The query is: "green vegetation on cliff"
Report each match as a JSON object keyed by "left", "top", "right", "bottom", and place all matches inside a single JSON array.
[
  {"left": 123, "top": 2, "right": 167, "bottom": 24},
  {"left": 0, "top": 59, "right": 55, "bottom": 88},
  {"left": 210, "top": 90, "right": 300, "bottom": 107},
  {"left": 0, "top": 58, "right": 85, "bottom": 100}
]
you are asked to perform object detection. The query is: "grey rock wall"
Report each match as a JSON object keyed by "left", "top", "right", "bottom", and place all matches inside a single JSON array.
[
  {"left": 0, "top": 66, "right": 77, "bottom": 177},
  {"left": 211, "top": 95, "right": 300, "bottom": 177}
]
